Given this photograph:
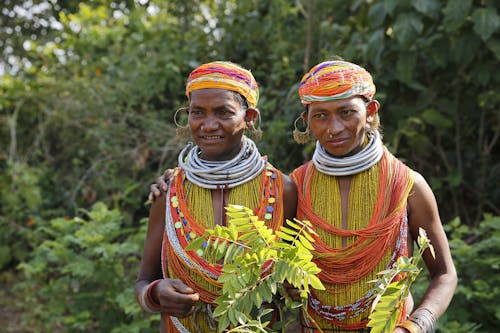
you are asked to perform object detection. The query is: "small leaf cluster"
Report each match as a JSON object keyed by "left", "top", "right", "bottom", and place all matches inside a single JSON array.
[
  {"left": 367, "top": 228, "right": 435, "bottom": 333},
  {"left": 186, "top": 204, "right": 325, "bottom": 332},
  {"left": 438, "top": 214, "right": 500, "bottom": 332},
  {"left": 15, "top": 202, "right": 157, "bottom": 333}
]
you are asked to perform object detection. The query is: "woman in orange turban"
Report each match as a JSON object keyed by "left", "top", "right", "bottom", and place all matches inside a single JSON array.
[{"left": 289, "top": 60, "right": 456, "bottom": 333}]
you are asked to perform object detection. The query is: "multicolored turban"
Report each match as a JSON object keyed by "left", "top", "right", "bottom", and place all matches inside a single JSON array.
[
  {"left": 185, "top": 61, "right": 259, "bottom": 108},
  {"left": 298, "top": 60, "right": 376, "bottom": 106}
]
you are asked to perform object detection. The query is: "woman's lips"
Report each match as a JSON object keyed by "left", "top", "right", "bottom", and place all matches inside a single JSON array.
[{"left": 326, "top": 137, "right": 349, "bottom": 147}]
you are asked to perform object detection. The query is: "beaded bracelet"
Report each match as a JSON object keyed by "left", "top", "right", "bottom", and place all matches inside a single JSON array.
[{"left": 138, "top": 279, "right": 162, "bottom": 313}]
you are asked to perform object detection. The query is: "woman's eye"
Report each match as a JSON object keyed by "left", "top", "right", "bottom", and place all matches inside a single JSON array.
[
  {"left": 190, "top": 110, "right": 204, "bottom": 116},
  {"left": 219, "top": 110, "right": 235, "bottom": 117}
]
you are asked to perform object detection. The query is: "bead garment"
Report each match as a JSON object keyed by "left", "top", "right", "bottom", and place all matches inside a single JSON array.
[
  {"left": 162, "top": 157, "right": 284, "bottom": 332},
  {"left": 291, "top": 148, "right": 415, "bottom": 332}
]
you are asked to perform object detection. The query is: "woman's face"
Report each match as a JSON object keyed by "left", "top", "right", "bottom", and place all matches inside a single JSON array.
[
  {"left": 188, "top": 88, "right": 248, "bottom": 161},
  {"left": 306, "top": 96, "right": 377, "bottom": 157}
]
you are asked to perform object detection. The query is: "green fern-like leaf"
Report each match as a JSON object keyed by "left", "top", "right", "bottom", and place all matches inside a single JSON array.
[
  {"left": 367, "top": 227, "right": 433, "bottom": 333},
  {"left": 186, "top": 204, "right": 325, "bottom": 332}
]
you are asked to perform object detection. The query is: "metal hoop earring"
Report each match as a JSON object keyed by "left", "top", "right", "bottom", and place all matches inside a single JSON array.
[
  {"left": 174, "top": 107, "right": 190, "bottom": 139},
  {"left": 293, "top": 116, "right": 312, "bottom": 144},
  {"left": 247, "top": 112, "right": 263, "bottom": 141}
]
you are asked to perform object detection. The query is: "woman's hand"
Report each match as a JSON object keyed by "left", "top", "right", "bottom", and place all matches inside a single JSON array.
[
  {"left": 282, "top": 281, "right": 303, "bottom": 302},
  {"left": 148, "top": 169, "right": 175, "bottom": 201},
  {"left": 153, "top": 279, "right": 200, "bottom": 318}
]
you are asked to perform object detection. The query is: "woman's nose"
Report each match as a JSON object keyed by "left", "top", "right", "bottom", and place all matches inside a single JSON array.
[
  {"left": 201, "top": 115, "right": 219, "bottom": 131},
  {"left": 327, "top": 118, "right": 343, "bottom": 135}
]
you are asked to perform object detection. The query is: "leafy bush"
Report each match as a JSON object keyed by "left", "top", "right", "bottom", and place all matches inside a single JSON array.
[
  {"left": 437, "top": 214, "right": 500, "bottom": 333},
  {"left": 0, "top": 161, "right": 43, "bottom": 269},
  {"left": 16, "top": 202, "right": 158, "bottom": 333}
]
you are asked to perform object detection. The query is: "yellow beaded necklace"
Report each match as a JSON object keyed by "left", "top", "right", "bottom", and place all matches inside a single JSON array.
[
  {"left": 291, "top": 148, "right": 414, "bottom": 332},
  {"left": 186, "top": 176, "right": 261, "bottom": 229},
  {"left": 164, "top": 162, "right": 285, "bottom": 333},
  {"left": 309, "top": 164, "right": 392, "bottom": 329}
]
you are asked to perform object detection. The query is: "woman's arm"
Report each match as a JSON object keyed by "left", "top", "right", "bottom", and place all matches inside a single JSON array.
[
  {"left": 396, "top": 172, "right": 457, "bottom": 332},
  {"left": 135, "top": 194, "right": 165, "bottom": 295},
  {"left": 135, "top": 192, "right": 199, "bottom": 317}
]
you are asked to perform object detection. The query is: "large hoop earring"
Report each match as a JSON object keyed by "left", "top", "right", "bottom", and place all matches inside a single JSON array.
[
  {"left": 293, "top": 116, "right": 312, "bottom": 144},
  {"left": 246, "top": 112, "right": 263, "bottom": 141},
  {"left": 174, "top": 106, "right": 190, "bottom": 139}
]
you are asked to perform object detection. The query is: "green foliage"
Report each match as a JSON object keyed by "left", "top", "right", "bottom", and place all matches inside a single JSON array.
[
  {"left": 186, "top": 204, "right": 325, "bottom": 332},
  {"left": 356, "top": 0, "right": 500, "bottom": 226},
  {"left": 0, "top": 161, "right": 43, "bottom": 268},
  {"left": 16, "top": 202, "right": 158, "bottom": 333},
  {"left": 1, "top": 0, "right": 497, "bottom": 231},
  {"left": 0, "top": 0, "right": 498, "bottom": 330},
  {"left": 437, "top": 214, "right": 500, "bottom": 333},
  {"left": 368, "top": 228, "right": 434, "bottom": 333}
]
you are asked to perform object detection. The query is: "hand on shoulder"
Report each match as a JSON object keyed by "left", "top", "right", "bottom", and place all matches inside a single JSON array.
[{"left": 148, "top": 168, "right": 175, "bottom": 201}]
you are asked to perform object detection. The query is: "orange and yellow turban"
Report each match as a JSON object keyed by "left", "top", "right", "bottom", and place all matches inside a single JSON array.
[
  {"left": 298, "top": 60, "right": 376, "bottom": 106},
  {"left": 185, "top": 61, "right": 259, "bottom": 108}
]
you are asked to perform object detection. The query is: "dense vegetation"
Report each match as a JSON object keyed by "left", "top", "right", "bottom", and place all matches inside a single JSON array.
[{"left": 0, "top": 0, "right": 498, "bottom": 332}]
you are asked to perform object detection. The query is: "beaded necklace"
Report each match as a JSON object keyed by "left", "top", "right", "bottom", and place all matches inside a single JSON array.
[
  {"left": 291, "top": 147, "right": 414, "bottom": 331},
  {"left": 162, "top": 149, "right": 284, "bottom": 332},
  {"left": 164, "top": 162, "right": 283, "bottom": 299}
]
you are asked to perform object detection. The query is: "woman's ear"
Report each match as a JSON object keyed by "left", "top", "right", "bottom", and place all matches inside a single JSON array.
[
  {"left": 245, "top": 107, "right": 263, "bottom": 140},
  {"left": 366, "top": 100, "right": 380, "bottom": 117},
  {"left": 366, "top": 100, "right": 380, "bottom": 123},
  {"left": 245, "top": 107, "right": 260, "bottom": 123}
]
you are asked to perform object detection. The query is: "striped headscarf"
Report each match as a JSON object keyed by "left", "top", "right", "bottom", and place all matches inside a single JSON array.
[
  {"left": 185, "top": 61, "right": 259, "bottom": 108},
  {"left": 298, "top": 60, "right": 376, "bottom": 106}
]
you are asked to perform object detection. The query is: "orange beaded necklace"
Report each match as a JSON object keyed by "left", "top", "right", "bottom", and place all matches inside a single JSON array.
[
  {"left": 162, "top": 161, "right": 284, "bottom": 303},
  {"left": 291, "top": 148, "right": 414, "bottom": 330}
]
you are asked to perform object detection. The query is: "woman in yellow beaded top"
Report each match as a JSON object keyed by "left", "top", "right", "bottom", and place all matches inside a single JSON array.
[
  {"left": 289, "top": 60, "right": 457, "bottom": 333},
  {"left": 135, "top": 61, "right": 297, "bottom": 333}
]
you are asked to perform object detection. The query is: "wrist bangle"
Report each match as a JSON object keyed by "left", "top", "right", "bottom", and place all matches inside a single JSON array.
[
  {"left": 398, "top": 320, "right": 423, "bottom": 333},
  {"left": 138, "top": 279, "right": 162, "bottom": 313},
  {"left": 409, "top": 308, "right": 437, "bottom": 333}
]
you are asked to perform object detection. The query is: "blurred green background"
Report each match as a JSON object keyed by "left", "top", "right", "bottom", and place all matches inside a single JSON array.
[{"left": 0, "top": 0, "right": 498, "bottom": 332}]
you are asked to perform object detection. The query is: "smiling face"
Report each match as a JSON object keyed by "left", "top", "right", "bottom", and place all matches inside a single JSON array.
[
  {"left": 305, "top": 96, "right": 379, "bottom": 157},
  {"left": 188, "top": 88, "right": 249, "bottom": 161}
]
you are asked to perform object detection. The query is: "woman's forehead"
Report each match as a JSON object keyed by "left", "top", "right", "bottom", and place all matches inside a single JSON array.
[
  {"left": 308, "top": 96, "right": 365, "bottom": 111},
  {"left": 189, "top": 89, "right": 240, "bottom": 107}
]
